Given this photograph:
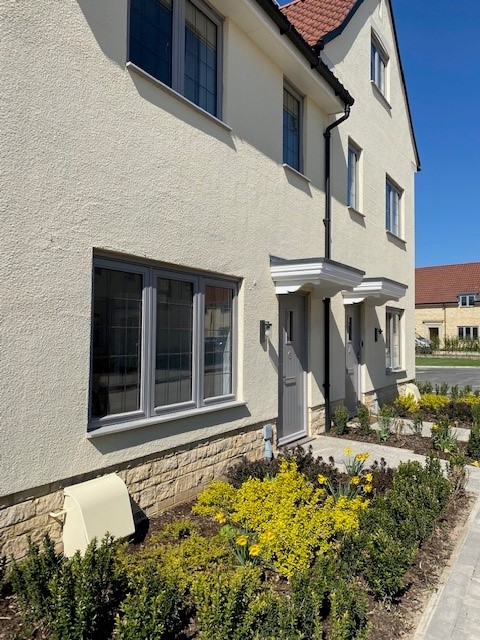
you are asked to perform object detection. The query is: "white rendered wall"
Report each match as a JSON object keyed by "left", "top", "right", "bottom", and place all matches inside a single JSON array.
[
  {"left": 1, "top": 0, "right": 342, "bottom": 497},
  {"left": 323, "top": 0, "right": 417, "bottom": 399}
]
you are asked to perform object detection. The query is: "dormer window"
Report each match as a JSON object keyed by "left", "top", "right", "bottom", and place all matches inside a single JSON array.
[{"left": 459, "top": 294, "right": 476, "bottom": 307}]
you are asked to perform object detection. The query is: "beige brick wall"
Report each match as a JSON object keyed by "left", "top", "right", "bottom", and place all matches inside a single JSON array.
[
  {"left": 416, "top": 304, "right": 480, "bottom": 344},
  {"left": 0, "top": 423, "right": 271, "bottom": 560}
]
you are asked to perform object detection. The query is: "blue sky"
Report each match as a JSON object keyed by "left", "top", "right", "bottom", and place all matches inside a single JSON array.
[{"left": 277, "top": 0, "right": 480, "bottom": 267}]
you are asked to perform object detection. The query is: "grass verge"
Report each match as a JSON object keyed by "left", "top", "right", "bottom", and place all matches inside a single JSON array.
[{"left": 416, "top": 356, "right": 480, "bottom": 367}]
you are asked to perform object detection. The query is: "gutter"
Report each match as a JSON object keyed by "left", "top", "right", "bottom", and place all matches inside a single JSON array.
[
  {"left": 323, "top": 105, "right": 352, "bottom": 431},
  {"left": 253, "top": 0, "right": 354, "bottom": 107}
]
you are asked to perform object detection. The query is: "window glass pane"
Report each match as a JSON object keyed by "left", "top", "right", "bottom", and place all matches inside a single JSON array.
[
  {"left": 184, "top": 0, "right": 218, "bottom": 116},
  {"left": 155, "top": 277, "right": 194, "bottom": 407},
  {"left": 130, "top": 0, "right": 172, "bottom": 86},
  {"left": 204, "top": 285, "right": 233, "bottom": 399},
  {"left": 386, "top": 310, "right": 401, "bottom": 369},
  {"left": 92, "top": 267, "right": 142, "bottom": 418},
  {"left": 283, "top": 87, "right": 300, "bottom": 170},
  {"left": 348, "top": 147, "right": 357, "bottom": 208}
]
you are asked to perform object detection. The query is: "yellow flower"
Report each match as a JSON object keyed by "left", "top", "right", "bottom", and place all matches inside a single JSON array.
[
  {"left": 260, "top": 530, "right": 275, "bottom": 543},
  {"left": 472, "top": 460, "right": 480, "bottom": 468},
  {"left": 249, "top": 544, "right": 262, "bottom": 557},
  {"left": 344, "top": 447, "right": 352, "bottom": 456},
  {"left": 236, "top": 535, "right": 248, "bottom": 546},
  {"left": 365, "top": 473, "right": 373, "bottom": 483},
  {"left": 215, "top": 512, "right": 226, "bottom": 525},
  {"left": 363, "top": 483, "right": 373, "bottom": 493},
  {"left": 351, "top": 476, "right": 360, "bottom": 485},
  {"left": 318, "top": 474, "right": 327, "bottom": 485}
]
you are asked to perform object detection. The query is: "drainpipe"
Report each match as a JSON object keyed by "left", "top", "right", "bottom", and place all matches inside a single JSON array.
[{"left": 323, "top": 105, "right": 351, "bottom": 432}]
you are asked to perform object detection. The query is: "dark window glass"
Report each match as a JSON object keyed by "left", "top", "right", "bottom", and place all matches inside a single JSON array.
[
  {"left": 92, "top": 267, "right": 143, "bottom": 418},
  {"left": 283, "top": 87, "right": 300, "bottom": 170},
  {"left": 130, "top": 0, "right": 173, "bottom": 86},
  {"left": 184, "top": 0, "right": 218, "bottom": 116},
  {"left": 155, "top": 277, "right": 193, "bottom": 407},
  {"left": 204, "top": 285, "right": 232, "bottom": 399}
]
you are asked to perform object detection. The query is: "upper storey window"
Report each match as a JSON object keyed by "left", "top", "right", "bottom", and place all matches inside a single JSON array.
[
  {"left": 283, "top": 84, "right": 302, "bottom": 172},
  {"left": 386, "top": 178, "right": 402, "bottom": 237},
  {"left": 459, "top": 294, "right": 476, "bottom": 307},
  {"left": 129, "top": 0, "right": 222, "bottom": 118},
  {"left": 347, "top": 142, "right": 361, "bottom": 210},
  {"left": 371, "top": 37, "right": 388, "bottom": 95}
]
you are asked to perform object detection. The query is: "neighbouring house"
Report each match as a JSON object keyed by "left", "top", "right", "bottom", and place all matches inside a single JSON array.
[
  {"left": 1, "top": 0, "right": 418, "bottom": 557},
  {"left": 415, "top": 262, "right": 480, "bottom": 346}
]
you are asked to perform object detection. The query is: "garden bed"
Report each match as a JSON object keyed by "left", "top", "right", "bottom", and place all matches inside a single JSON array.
[{"left": 0, "top": 445, "right": 474, "bottom": 640}]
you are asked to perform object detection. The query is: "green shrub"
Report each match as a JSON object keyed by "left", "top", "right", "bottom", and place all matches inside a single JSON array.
[
  {"left": 114, "top": 563, "right": 186, "bottom": 640},
  {"left": 467, "top": 424, "right": 480, "bottom": 460},
  {"left": 193, "top": 566, "right": 267, "bottom": 640},
  {"left": 9, "top": 535, "right": 63, "bottom": 623},
  {"left": 357, "top": 404, "right": 371, "bottom": 435},
  {"left": 329, "top": 576, "right": 370, "bottom": 640},
  {"left": 472, "top": 402, "right": 480, "bottom": 428},
  {"left": 415, "top": 380, "right": 432, "bottom": 395},
  {"left": 48, "top": 536, "right": 127, "bottom": 640},
  {"left": 333, "top": 405, "right": 350, "bottom": 435},
  {"left": 359, "top": 527, "right": 416, "bottom": 600}
]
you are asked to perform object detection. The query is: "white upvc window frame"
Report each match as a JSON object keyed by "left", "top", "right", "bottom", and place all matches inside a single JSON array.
[
  {"left": 371, "top": 35, "right": 388, "bottom": 96},
  {"left": 386, "top": 177, "right": 402, "bottom": 237},
  {"left": 128, "top": 0, "right": 223, "bottom": 118},
  {"left": 347, "top": 140, "right": 361, "bottom": 211},
  {"left": 459, "top": 294, "right": 476, "bottom": 307},
  {"left": 386, "top": 307, "right": 402, "bottom": 371},
  {"left": 283, "top": 81, "right": 303, "bottom": 173},
  {"left": 458, "top": 326, "right": 479, "bottom": 340},
  {"left": 89, "top": 256, "right": 237, "bottom": 432}
]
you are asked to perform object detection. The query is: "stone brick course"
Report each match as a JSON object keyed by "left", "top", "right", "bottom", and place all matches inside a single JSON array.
[{"left": 0, "top": 423, "right": 270, "bottom": 560}]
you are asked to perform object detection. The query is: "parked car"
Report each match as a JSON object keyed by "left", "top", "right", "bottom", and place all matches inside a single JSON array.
[{"left": 415, "top": 335, "right": 432, "bottom": 348}]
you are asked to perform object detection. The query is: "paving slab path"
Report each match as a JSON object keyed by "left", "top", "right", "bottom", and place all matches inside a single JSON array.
[{"left": 306, "top": 434, "right": 480, "bottom": 640}]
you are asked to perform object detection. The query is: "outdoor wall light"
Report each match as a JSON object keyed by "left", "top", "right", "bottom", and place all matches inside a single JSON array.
[
  {"left": 374, "top": 327, "right": 383, "bottom": 342},
  {"left": 260, "top": 320, "right": 272, "bottom": 344}
]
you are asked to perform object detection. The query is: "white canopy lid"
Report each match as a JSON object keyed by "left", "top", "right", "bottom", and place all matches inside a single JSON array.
[
  {"left": 342, "top": 277, "right": 408, "bottom": 305},
  {"left": 270, "top": 256, "right": 364, "bottom": 298}
]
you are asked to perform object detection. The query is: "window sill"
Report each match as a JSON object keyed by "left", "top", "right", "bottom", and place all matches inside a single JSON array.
[
  {"left": 371, "top": 81, "right": 392, "bottom": 111},
  {"left": 386, "top": 368, "right": 406, "bottom": 376},
  {"left": 126, "top": 61, "right": 232, "bottom": 133},
  {"left": 87, "top": 400, "right": 247, "bottom": 439},
  {"left": 282, "top": 163, "right": 311, "bottom": 184},
  {"left": 386, "top": 230, "right": 407, "bottom": 245},
  {"left": 348, "top": 206, "right": 365, "bottom": 218}
]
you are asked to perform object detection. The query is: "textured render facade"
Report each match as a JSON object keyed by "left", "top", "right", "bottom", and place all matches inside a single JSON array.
[
  {"left": 1, "top": 0, "right": 418, "bottom": 557},
  {"left": 415, "top": 263, "right": 480, "bottom": 344}
]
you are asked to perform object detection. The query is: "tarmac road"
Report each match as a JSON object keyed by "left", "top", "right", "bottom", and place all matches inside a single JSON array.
[{"left": 415, "top": 366, "right": 480, "bottom": 391}]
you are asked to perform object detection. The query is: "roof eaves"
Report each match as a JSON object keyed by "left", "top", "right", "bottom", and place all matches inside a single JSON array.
[
  {"left": 385, "top": 0, "right": 421, "bottom": 170},
  {"left": 320, "top": 0, "right": 365, "bottom": 45},
  {"left": 316, "top": 0, "right": 420, "bottom": 170},
  {"left": 254, "top": 0, "right": 354, "bottom": 107}
]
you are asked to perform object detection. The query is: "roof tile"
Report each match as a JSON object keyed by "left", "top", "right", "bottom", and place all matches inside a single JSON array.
[
  {"left": 415, "top": 263, "right": 480, "bottom": 305},
  {"left": 280, "top": 0, "right": 357, "bottom": 45}
]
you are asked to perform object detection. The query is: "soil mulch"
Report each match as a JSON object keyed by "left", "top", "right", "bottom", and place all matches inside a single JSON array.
[
  {"left": 0, "top": 487, "right": 474, "bottom": 640},
  {"left": 325, "top": 426, "right": 470, "bottom": 461}
]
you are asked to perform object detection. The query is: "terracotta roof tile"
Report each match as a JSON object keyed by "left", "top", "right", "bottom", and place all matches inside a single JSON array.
[
  {"left": 415, "top": 263, "right": 480, "bottom": 305},
  {"left": 280, "top": 0, "right": 357, "bottom": 46}
]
